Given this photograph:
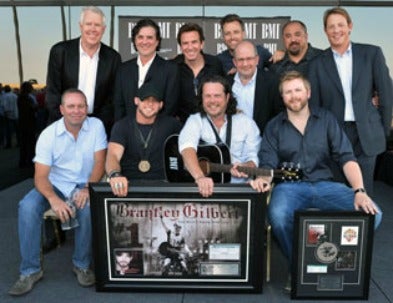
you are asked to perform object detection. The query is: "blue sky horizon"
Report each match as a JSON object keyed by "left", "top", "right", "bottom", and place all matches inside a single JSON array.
[{"left": 0, "top": 6, "right": 392, "bottom": 84}]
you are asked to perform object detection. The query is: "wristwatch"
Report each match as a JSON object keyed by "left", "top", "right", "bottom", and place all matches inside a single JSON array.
[
  {"left": 354, "top": 188, "right": 366, "bottom": 194},
  {"left": 107, "top": 170, "right": 122, "bottom": 180}
]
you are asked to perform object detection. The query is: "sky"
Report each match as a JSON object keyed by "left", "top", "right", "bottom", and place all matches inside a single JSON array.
[{"left": 0, "top": 5, "right": 392, "bottom": 84}]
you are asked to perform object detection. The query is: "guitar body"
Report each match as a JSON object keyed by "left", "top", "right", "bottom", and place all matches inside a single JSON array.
[
  {"left": 164, "top": 134, "right": 231, "bottom": 183},
  {"left": 158, "top": 242, "right": 181, "bottom": 258}
]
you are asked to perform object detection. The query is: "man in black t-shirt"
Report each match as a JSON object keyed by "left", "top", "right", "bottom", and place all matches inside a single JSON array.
[{"left": 105, "top": 82, "right": 182, "bottom": 196}]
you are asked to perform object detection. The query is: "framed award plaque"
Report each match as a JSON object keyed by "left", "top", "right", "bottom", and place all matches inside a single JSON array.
[
  {"left": 291, "top": 211, "right": 375, "bottom": 300},
  {"left": 89, "top": 182, "right": 265, "bottom": 293}
]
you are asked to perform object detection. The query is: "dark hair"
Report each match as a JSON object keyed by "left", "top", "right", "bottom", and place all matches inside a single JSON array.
[
  {"left": 131, "top": 18, "right": 161, "bottom": 52},
  {"left": 282, "top": 20, "right": 308, "bottom": 35},
  {"left": 220, "top": 14, "right": 245, "bottom": 31},
  {"left": 19, "top": 81, "right": 33, "bottom": 97},
  {"left": 197, "top": 75, "right": 237, "bottom": 116},
  {"left": 323, "top": 7, "right": 352, "bottom": 29},
  {"left": 4, "top": 85, "right": 11, "bottom": 93},
  {"left": 177, "top": 23, "right": 205, "bottom": 45}
]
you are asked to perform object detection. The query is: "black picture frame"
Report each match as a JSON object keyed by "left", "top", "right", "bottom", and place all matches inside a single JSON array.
[
  {"left": 292, "top": 211, "right": 375, "bottom": 300},
  {"left": 89, "top": 182, "right": 265, "bottom": 293}
]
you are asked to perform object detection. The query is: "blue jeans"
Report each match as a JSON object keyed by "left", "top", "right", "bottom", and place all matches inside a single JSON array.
[
  {"left": 268, "top": 181, "right": 382, "bottom": 268},
  {"left": 18, "top": 186, "right": 92, "bottom": 276}
]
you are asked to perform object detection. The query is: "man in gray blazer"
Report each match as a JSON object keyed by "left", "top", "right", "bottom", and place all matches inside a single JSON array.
[
  {"left": 46, "top": 6, "right": 121, "bottom": 134},
  {"left": 308, "top": 7, "right": 393, "bottom": 196}
]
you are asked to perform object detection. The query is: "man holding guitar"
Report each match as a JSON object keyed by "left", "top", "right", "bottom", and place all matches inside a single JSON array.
[
  {"left": 250, "top": 71, "right": 382, "bottom": 292},
  {"left": 178, "top": 75, "right": 261, "bottom": 197}
]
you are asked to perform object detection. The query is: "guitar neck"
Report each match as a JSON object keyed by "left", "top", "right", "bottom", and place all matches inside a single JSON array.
[{"left": 208, "top": 162, "right": 278, "bottom": 178}]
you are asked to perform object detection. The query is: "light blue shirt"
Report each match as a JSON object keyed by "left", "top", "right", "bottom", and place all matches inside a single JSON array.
[
  {"left": 232, "top": 70, "right": 257, "bottom": 118},
  {"left": 34, "top": 117, "right": 107, "bottom": 197},
  {"left": 179, "top": 112, "right": 261, "bottom": 183},
  {"left": 332, "top": 44, "right": 354, "bottom": 121}
]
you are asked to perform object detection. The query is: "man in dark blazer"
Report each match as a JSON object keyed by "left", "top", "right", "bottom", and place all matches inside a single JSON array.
[
  {"left": 113, "top": 18, "right": 179, "bottom": 121},
  {"left": 308, "top": 7, "right": 393, "bottom": 196},
  {"left": 46, "top": 6, "right": 121, "bottom": 134},
  {"left": 229, "top": 40, "right": 282, "bottom": 134}
]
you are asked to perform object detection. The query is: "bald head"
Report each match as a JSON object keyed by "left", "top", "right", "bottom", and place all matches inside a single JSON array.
[{"left": 232, "top": 40, "right": 259, "bottom": 81}]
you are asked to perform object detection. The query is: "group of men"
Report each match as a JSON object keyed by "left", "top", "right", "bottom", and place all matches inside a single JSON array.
[{"left": 9, "top": 5, "right": 392, "bottom": 297}]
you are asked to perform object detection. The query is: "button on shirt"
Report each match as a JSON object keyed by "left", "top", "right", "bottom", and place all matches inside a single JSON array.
[
  {"left": 179, "top": 112, "right": 261, "bottom": 183},
  {"left": 78, "top": 43, "right": 100, "bottom": 114},
  {"left": 259, "top": 106, "right": 356, "bottom": 182},
  {"left": 34, "top": 117, "right": 107, "bottom": 197},
  {"left": 232, "top": 71, "right": 257, "bottom": 118}
]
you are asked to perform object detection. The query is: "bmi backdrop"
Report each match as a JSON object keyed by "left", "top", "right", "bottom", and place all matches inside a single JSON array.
[{"left": 118, "top": 16, "right": 290, "bottom": 61}]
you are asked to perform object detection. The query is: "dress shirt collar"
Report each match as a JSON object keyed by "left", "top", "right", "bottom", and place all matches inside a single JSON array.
[
  {"left": 234, "top": 69, "right": 257, "bottom": 86},
  {"left": 79, "top": 40, "right": 100, "bottom": 59},
  {"left": 56, "top": 117, "right": 90, "bottom": 137},
  {"left": 332, "top": 42, "right": 352, "bottom": 58}
]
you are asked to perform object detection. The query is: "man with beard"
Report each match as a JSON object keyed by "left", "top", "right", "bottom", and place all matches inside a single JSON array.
[
  {"left": 270, "top": 20, "right": 322, "bottom": 77},
  {"left": 179, "top": 74, "right": 261, "bottom": 197},
  {"left": 250, "top": 71, "right": 382, "bottom": 292}
]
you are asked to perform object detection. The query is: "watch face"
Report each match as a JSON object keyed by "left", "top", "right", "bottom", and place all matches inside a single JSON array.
[{"left": 315, "top": 242, "right": 338, "bottom": 264}]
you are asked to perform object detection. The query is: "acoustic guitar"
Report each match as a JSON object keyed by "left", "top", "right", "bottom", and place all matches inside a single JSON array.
[{"left": 164, "top": 134, "right": 302, "bottom": 183}]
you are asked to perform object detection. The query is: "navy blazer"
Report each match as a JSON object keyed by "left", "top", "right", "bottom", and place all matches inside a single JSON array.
[
  {"left": 46, "top": 38, "right": 122, "bottom": 130},
  {"left": 228, "top": 68, "right": 282, "bottom": 134},
  {"left": 113, "top": 54, "right": 179, "bottom": 121},
  {"left": 308, "top": 43, "right": 393, "bottom": 156}
]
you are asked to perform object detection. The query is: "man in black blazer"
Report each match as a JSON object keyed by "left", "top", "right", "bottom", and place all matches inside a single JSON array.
[
  {"left": 229, "top": 40, "right": 282, "bottom": 134},
  {"left": 113, "top": 18, "right": 179, "bottom": 121},
  {"left": 46, "top": 6, "right": 121, "bottom": 134},
  {"left": 308, "top": 7, "right": 393, "bottom": 196}
]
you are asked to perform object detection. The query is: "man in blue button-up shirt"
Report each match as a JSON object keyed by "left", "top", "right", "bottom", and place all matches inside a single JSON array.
[
  {"left": 9, "top": 88, "right": 107, "bottom": 296},
  {"left": 250, "top": 71, "right": 381, "bottom": 290}
]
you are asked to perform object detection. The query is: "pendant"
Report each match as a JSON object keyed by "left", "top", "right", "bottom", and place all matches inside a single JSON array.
[{"left": 138, "top": 160, "right": 151, "bottom": 173}]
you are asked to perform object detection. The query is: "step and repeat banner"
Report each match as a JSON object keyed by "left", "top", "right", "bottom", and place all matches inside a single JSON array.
[{"left": 119, "top": 16, "right": 290, "bottom": 61}]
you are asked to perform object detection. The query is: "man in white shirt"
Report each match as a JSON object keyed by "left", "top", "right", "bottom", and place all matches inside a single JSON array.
[
  {"left": 46, "top": 6, "right": 121, "bottom": 134},
  {"left": 113, "top": 18, "right": 179, "bottom": 121},
  {"left": 230, "top": 40, "right": 282, "bottom": 134}
]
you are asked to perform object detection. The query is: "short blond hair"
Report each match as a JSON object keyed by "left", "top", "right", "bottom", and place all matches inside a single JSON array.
[{"left": 279, "top": 71, "right": 310, "bottom": 94}]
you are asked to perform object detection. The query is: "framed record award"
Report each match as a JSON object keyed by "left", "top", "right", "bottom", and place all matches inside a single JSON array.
[
  {"left": 89, "top": 182, "right": 265, "bottom": 293},
  {"left": 291, "top": 211, "right": 374, "bottom": 300}
]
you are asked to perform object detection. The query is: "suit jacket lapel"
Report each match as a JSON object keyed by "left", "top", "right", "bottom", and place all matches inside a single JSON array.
[
  {"left": 253, "top": 71, "right": 263, "bottom": 121},
  {"left": 69, "top": 38, "right": 80, "bottom": 87},
  {"left": 322, "top": 50, "right": 345, "bottom": 97},
  {"left": 351, "top": 43, "right": 361, "bottom": 94}
]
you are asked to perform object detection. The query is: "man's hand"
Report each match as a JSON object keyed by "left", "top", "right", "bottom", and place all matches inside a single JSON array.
[
  {"left": 226, "top": 67, "right": 237, "bottom": 75},
  {"left": 73, "top": 187, "right": 90, "bottom": 209},
  {"left": 109, "top": 176, "right": 129, "bottom": 197},
  {"left": 50, "top": 196, "right": 73, "bottom": 223},
  {"left": 230, "top": 163, "right": 249, "bottom": 179},
  {"left": 354, "top": 192, "right": 379, "bottom": 215},
  {"left": 195, "top": 177, "right": 214, "bottom": 197},
  {"left": 269, "top": 50, "right": 285, "bottom": 63},
  {"left": 250, "top": 177, "right": 272, "bottom": 193}
]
